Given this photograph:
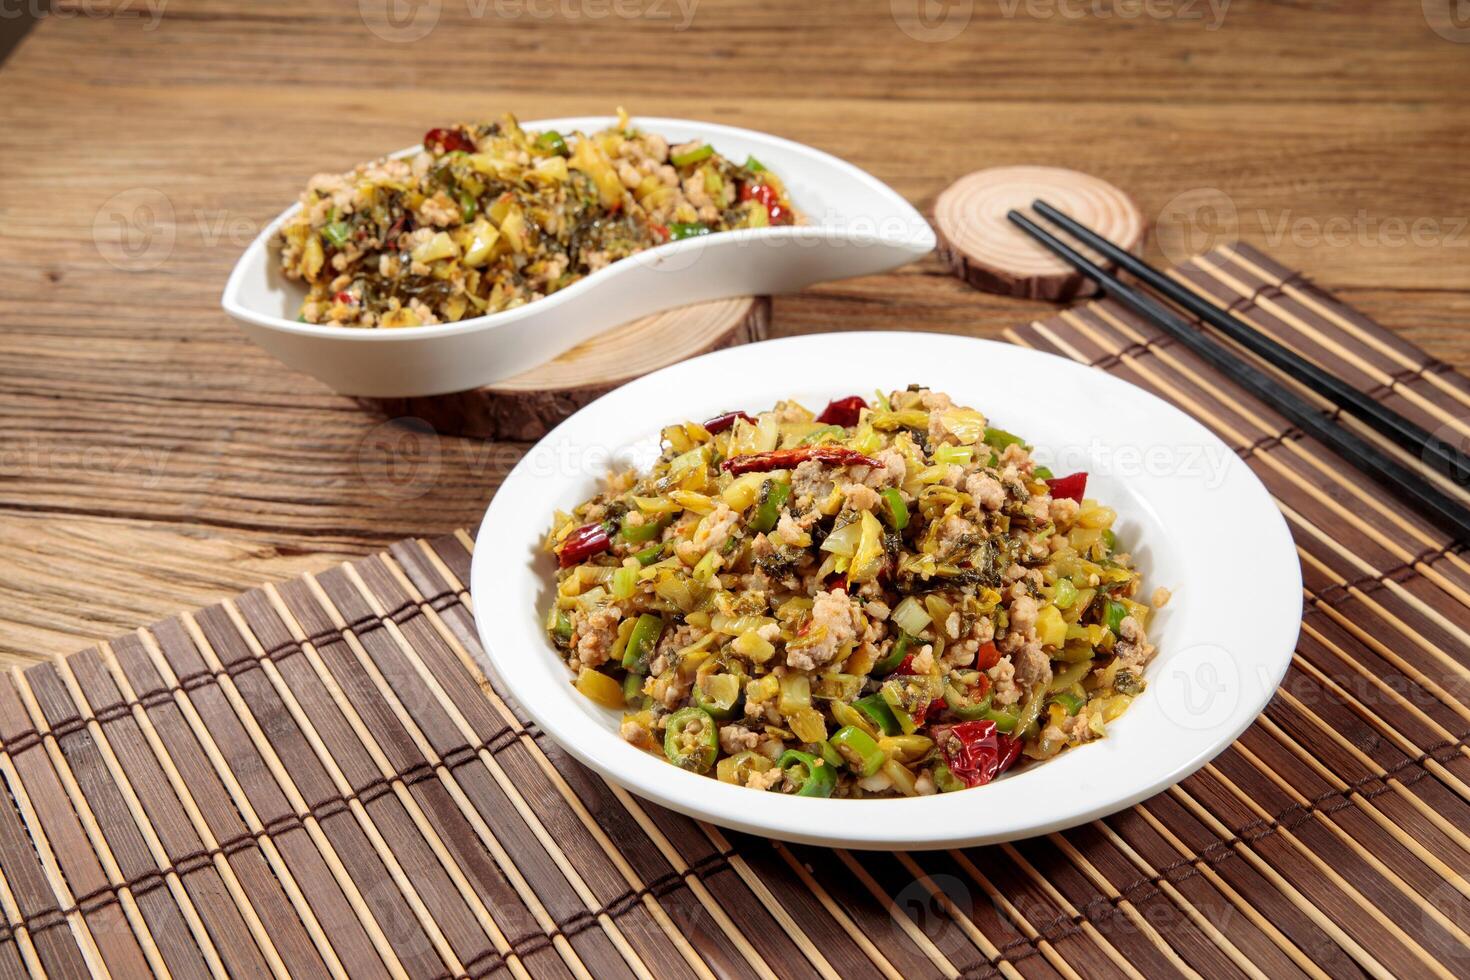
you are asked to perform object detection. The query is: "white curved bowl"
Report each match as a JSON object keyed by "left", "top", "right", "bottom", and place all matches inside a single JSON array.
[
  {"left": 221, "top": 117, "right": 935, "bottom": 397},
  {"left": 470, "top": 332, "right": 1302, "bottom": 850}
]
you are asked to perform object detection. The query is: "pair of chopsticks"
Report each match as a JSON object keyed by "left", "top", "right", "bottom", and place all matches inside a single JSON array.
[{"left": 1007, "top": 202, "right": 1470, "bottom": 544}]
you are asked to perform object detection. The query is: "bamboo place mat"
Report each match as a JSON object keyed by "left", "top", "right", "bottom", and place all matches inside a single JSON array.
[{"left": 4, "top": 244, "right": 1470, "bottom": 979}]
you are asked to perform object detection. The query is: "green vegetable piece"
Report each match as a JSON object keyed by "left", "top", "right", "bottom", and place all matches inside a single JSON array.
[
  {"left": 671, "top": 143, "right": 715, "bottom": 167},
  {"left": 870, "top": 631, "right": 912, "bottom": 676},
  {"left": 632, "top": 543, "right": 663, "bottom": 566},
  {"left": 1102, "top": 528, "right": 1118, "bottom": 553},
  {"left": 829, "top": 725, "right": 884, "bottom": 777},
  {"left": 620, "top": 517, "right": 665, "bottom": 543},
  {"left": 777, "top": 749, "right": 836, "bottom": 798},
  {"left": 982, "top": 426, "right": 1026, "bottom": 451},
  {"left": 798, "top": 424, "right": 846, "bottom": 446},
  {"left": 744, "top": 155, "right": 767, "bottom": 173},
  {"left": 942, "top": 682, "right": 993, "bottom": 722},
  {"left": 552, "top": 611, "right": 573, "bottom": 643},
  {"left": 853, "top": 694, "right": 902, "bottom": 736},
  {"left": 880, "top": 488, "right": 909, "bottom": 531},
  {"left": 749, "top": 479, "right": 790, "bottom": 533},
  {"left": 1051, "top": 691, "right": 1085, "bottom": 716},
  {"left": 693, "top": 673, "right": 741, "bottom": 721},
  {"left": 458, "top": 190, "right": 476, "bottom": 222},
  {"left": 664, "top": 707, "right": 718, "bottom": 773},
  {"left": 932, "top": 762, "right": 967, "bottom": 793},
  {"left": 623, "top": 671, "right": 650, "bottom": 710},
  {"left": 536, "top": 130, "right": 568, "bottom": 155},
  {"left": 668, "top": 221, "right": 711, "bottom": 240},
  {"left": 320, "top": 221, "right": 351, "bottom": 247},
  {"left": 818, "top": 740, "right": 844, "bottom": 770},
  {"left": 1053, "top": 578, "right": 1078, "bottom": 609},
  {"left": 1104, "top": 599, "right": 1128, "bottom": 636},
  {"left": 1033, "top": 465, "right": 1054, "bottom": 480},
  {"left": 622, "top": 613, "right": 664, "bottom": 672}
]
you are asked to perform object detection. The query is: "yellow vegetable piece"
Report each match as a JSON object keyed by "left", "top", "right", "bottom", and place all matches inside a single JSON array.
[{"left": 575, "top": 668, "right": 624, "bottom": 709}]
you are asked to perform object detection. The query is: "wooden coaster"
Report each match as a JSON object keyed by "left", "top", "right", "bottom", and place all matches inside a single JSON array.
[
  {"left": 934, "top": 166, "right": 1144, "bottom": 301},
  {"left": 364, "top": 295, "right": 770, "bottom": 440}
]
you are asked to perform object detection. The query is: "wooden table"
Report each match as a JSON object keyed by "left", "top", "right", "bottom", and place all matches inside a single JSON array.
[{"left": 1, "top": 0, "right": 1467, "bottom": 665}]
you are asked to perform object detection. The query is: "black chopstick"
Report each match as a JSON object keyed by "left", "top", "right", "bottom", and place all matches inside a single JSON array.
[
  {"left": 1005, "top": 208, "right": 1470, "bottom": 545},
  {"left": 1031, "top": 198, "right": 1470, "bottom": 486}
]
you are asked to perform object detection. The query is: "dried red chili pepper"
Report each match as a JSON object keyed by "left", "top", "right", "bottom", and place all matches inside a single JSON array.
[
  {"left": 937, "top": 720, "right": 1022, "bottom": 787},
  {"left": 1045, "top": 471, "right": 1088, "bottom": 502},
  {"left": 739, "top": 182, "right": 786, "bottom": 223},
  {"left": 815, "top": 395, "right": 867, "bottom": 428},
  {"left": 555, "top": 522, "right": 611, "bottom": 567},
  {"left": 424, "top": 127, "right": 476, "bottom": 154},
  {"left": 722, "top": 445, "right": 879, "bottom": 476},
  {"left": 702, "top": 410, "right": 755, "bottom": 434}
]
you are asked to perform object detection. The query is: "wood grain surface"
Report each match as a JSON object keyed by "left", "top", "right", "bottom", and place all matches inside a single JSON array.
[{"left": 1, "top": 0, "right": 1468, "bottom": 664}]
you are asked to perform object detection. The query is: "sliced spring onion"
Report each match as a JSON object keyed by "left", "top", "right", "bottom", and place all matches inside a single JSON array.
[{"left": 671, "top": 143, "right": 714, "bottom": 166}]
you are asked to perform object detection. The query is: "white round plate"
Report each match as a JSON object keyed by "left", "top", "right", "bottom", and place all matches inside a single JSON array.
[
  {"left": 221, "top": 117, "right": 933, "bottom": 397},
  {"left": 470, "top": 332, "right": 1301, "bottom": 849}
]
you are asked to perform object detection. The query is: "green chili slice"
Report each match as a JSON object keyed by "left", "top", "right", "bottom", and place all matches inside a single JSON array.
[
  {"left": 631, "top": 543, "right": 663, "bottom": 566},
  {"left": 622, "top": 672, "right": 650, "bottom": 710},
  {"left": 1033, "top": 465, "right": 1054, "bottom": 480},
  {"left": 536, "top": 130, "right": 568, "bottom": 155},
  {"left": 552, "top": 611, "right": 573, "bottom": 643},
  {"left": 671, "top": 143, "right": 714, "bottom": 167},
  {"left": 622, "top": 613, "right": 664, "bottom": 672},
  {"left": 692, "top": 673, "right": 741, "bottom": 721},
  {"left": 743, "top": 155, "right": 767, "bottom": 173},
  {"left": 1104, "top": 599, "right": 1128, "bottom": 636},
  {"left": 620, "top": 517, "right": 665, "bottom": 543},
  {"left": 1051, "top": 691, "right": 1085, "bottom": 716},
  {"left": 870, "top": 630, "right": 912, "bottom": 676},
  {"left": 853, "top": 694, "right": 901, "bottom": 736},
  {"left": 1102, "top": 528, "right": 1118, "bottom": 553},
  {"left": 942, "top": 682, "right": 992, "bottom": 721},
  {"left": 798, "top": 424, "right": 846, "bottom": 446},
  {"left": 982, "top": 426, "right": 1025, "bottom": 451},
  {"left": 749, "top": 479, "right": 790, "bottom": 533},
  {"left": 663, "top": 707, "right": 718, "bottom": 773},
  {"left": 932, "top": 763, "right": 967, "bottom": 793},
  {"left": 668, "top": 221, "right": 711, "bottom": 240},
  {"left": 1053, "top": 578, "right": 1078, "bottom": 609},
  {"left": 777, "top": 749, "right": 836, "bottom": 798},
  {"left": 880, "top": 488, "right": 909, "bottom": 531},
  {"left": 458, "top": 190, "right": 476, "bottom": 222},
  {"left": 829, "top": 725, "right": 884, "bottom": 777},
  {"left": 320, "top": 221, "right": 351, "bottom": 247}
]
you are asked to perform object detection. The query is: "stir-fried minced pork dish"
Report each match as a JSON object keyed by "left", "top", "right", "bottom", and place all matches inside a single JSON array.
[
  {"left": 544, "top": 389, "right": 1166, "bottom": 797},
  {"left": 274, "top": 108, "right": 799, "bottom": 328}
]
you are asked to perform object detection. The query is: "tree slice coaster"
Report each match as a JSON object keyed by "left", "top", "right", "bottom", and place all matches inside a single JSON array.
[
  {"left": 934, "top": 166, "right": 1144, "bottom": 301},
  {"left": 363, "top": 296, "right": 770, "bottom": 441}
]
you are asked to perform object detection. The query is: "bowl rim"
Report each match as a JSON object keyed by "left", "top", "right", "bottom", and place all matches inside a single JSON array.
[
  {"left": 468, "top": 332, "right": 1303, "bottom": 849},
  {"left": 220, "top": 115, "right": 936, "bottom": 343}
]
